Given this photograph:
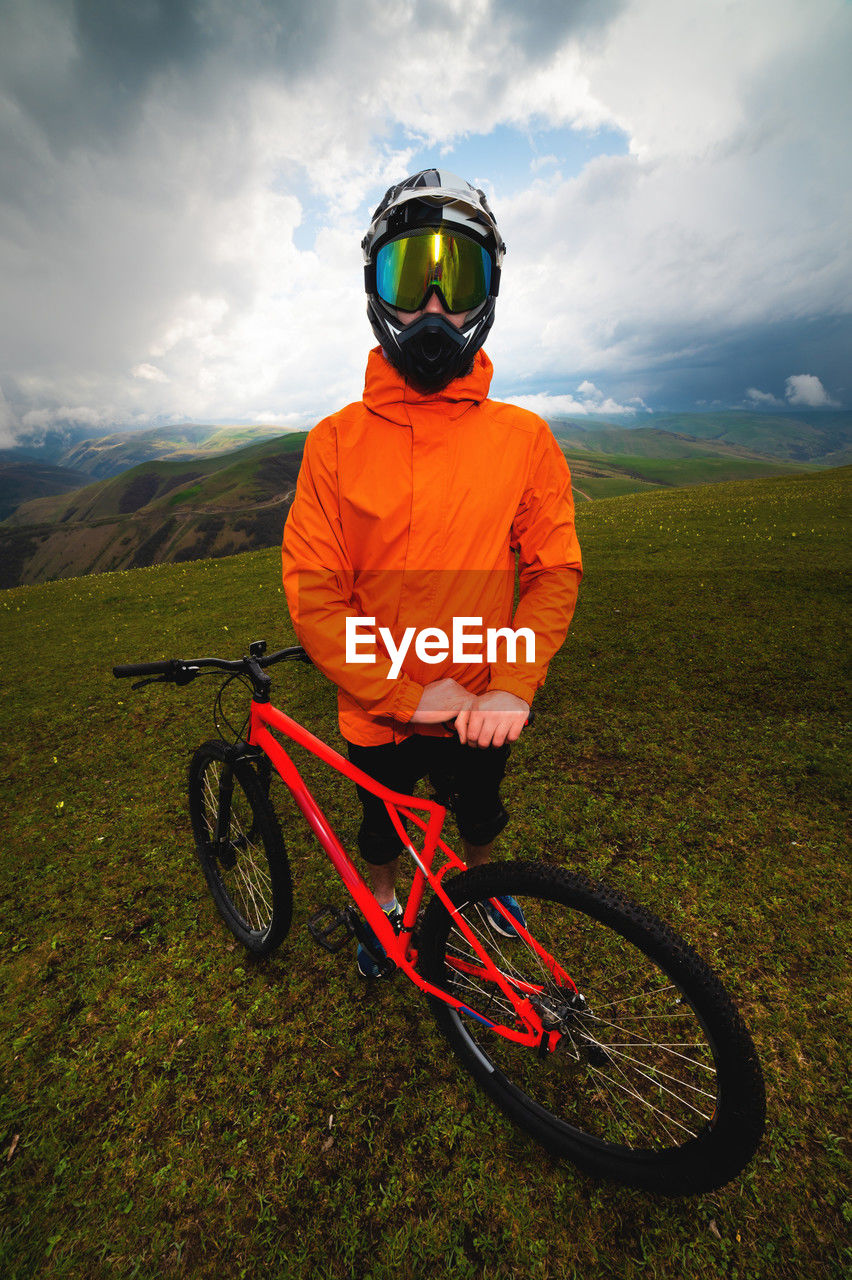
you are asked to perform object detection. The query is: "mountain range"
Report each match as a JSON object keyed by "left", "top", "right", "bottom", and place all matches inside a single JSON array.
[
  {"left": 1, "top": 434, "right": 305, "bottom": 589},
  {"left": 1, "top": 409, "right": 849, "bottom": 589}
]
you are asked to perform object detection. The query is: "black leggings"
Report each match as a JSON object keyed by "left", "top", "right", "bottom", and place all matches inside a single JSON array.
[{"left": 346, "top": 735, "right": 510, "bottom": 866}]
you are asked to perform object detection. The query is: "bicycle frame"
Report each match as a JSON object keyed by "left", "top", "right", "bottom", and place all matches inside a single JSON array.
[{"left": 248, "top": 698, "right": 575, "bottom": 1050}]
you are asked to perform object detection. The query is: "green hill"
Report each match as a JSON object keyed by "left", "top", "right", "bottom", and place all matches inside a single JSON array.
[
  {"left": 554, "top": 424, "right": 775, "bottom": 460},
  {"left": 551, "top": 421, "right": 827, "bottom": 499},
  {"left": 61, "top": 422, "right": 303, "bottom": 479},
  {"left": 0, "top": 433, "right": 307, "bottom": 589},
  {"left": 550, "top": 409, "right": 852, "bottom": 465},
  {"left": 7, "top": 431, "right": 307, "bottom": 526},
  {"left": 562, "top": 446, "right": 809, "bottom": 495},
  {"left": 0, "top": 467, "right": 847, "bottom": 1276},
  {"left": 645, "top": 409, "right": 852, "bottom": 463}
]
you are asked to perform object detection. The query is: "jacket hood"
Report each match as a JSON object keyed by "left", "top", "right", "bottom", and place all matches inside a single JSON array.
[{"left": 362, "top": 346, "right": 493, "bottom": 426}]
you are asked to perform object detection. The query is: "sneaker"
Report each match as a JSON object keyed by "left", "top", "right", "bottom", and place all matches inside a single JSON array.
[
  {"left": 484, "top": 895, "right": 527, "bottom": 939},
  {"left": 356, "top": 903, "right": 403, "bottom": 979}
]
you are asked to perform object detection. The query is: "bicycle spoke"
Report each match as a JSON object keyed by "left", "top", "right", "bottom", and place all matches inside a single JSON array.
[
  {"left": 199, "top": 758, "right": 274, "bottom": 933},
  {"left": 584, "top": 1040, "right": 717, "bottom": 1106},
  {"left": 592, "top": 984, "right": 680, "bottom": 1011},
  {"left": 189, "top": 741, "right": 291, "bottom": 959},
  {"left": 588, "top": 1059, "right": 702, "bottom": 1140},
  {"left": 444, "top": 959, "right": 518, "bottom": 1018},
  {"left": 586, "top": 1024, "right": 698, "bottom": 1141},
  {"left": 231, "top": 822, "right": 273, "bottom": 926},
  {"left": 444, "top": 942, "right": 530, "bottom": 1021},
  {"left": 231, "top": 853, "right": 272, "bottom": 929},
  {"left": 431, "top": 885, "right": 724, "bottom": 1153},
  {"left": 580, "top": 1013, "right": 716, "bottom": 1073}
]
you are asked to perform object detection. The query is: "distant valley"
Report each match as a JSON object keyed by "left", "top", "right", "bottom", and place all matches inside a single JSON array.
[
  {"left": 1, "top": 409, "right": 849, "bottom": 588},
  {"left": 0, "top": 457, "right": 91, "bottom": 522}
]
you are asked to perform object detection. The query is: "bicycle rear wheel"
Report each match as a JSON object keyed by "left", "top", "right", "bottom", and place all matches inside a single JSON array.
[
  {"left": 188, "top": 741, "right": 293, "bottom": 956},
  {"left": 418, "top": 861, "right": 765, "bottom": 1195}
]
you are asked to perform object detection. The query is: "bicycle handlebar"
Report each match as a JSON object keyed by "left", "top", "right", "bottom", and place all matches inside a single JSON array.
[
  {"left": 113, "top": 642, "right": 534, "bottom": 728},
  {"left": 112, "top": 643, "right": 312, "bottom": 689}
]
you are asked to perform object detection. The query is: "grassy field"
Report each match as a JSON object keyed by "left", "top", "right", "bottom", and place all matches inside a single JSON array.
[{"left": 1, "top": 468, "right": 849, "bottom": 1278}]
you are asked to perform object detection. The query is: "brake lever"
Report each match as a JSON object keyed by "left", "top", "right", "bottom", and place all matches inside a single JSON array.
[
  {"left": 131, "top": 675, "right": 168, "bottom": 691},
  {"left": 173, "top": 665, "right": 200, "bottom": 686}
]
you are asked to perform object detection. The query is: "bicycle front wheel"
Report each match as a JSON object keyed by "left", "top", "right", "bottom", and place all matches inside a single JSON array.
[
  {"left": 418, "top": 861, "right": 765, "bottom": 1195},
  {"left": 188, "top": 741, "right": 293, "bottom": 956}
]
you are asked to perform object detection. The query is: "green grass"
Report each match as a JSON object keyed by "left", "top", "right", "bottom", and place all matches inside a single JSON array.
[
  {"left": 572, "top": 474, "right": 662, "bottom": 499},
  {"left": 1, "top": 468, "right": 849, "bottom": 1278}
]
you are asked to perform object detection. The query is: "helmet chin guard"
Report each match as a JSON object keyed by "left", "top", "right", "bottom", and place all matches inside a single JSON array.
[
  {"left": 362, "top": 169, "right": 504, "bottom": 393},
  {"left": 368, "top": 301, "right": 495, "bottom": 394}
]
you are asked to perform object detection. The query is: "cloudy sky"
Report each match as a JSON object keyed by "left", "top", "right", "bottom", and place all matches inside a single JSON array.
[{"left": 0, "top": 0, "right": 849, "bottom": 442}]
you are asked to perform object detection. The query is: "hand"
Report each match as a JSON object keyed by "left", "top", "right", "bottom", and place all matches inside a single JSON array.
[
  {"left": 454, "top": 690, "right": 530, "bottom": 749},
  {"left": 409, "top": 677, "right": 476, "bottom": 725}
]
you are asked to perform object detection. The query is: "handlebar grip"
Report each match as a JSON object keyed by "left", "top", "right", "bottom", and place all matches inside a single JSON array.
[{"left": 113, "top": 660, "right": 177, "bottom": 678}]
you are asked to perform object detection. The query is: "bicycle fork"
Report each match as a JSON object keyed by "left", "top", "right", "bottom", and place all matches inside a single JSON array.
[{"left": 212, "top": 765, "right": 238, "bottom": 869}]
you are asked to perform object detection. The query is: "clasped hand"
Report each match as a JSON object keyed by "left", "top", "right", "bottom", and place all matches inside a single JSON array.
[{"left": 409, "top": 677, "right": 530, "bottom": 749}]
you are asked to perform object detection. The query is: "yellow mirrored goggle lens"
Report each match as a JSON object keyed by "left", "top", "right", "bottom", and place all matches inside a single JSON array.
[{"left": 376, "top": 230, "right": 492, "bottom": 312}]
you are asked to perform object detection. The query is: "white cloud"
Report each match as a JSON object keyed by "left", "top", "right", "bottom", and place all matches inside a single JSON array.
[
  {"left": 20, "top": 404, "right": 147, "bottom": 431},
  {"left": 132, "top": 363, "right": 169, "bottom": 383},
  {"left": 746, "top": 387, "right": 783, "bottom": 407},
  {"left": 489, "top": 1, "right": 851, "bottom": 397},
  {"left": 785, "top": 374, "right": 840, "bottom": 408},
  {"left": 0, "top": 386, "right": 16, "bottom": 447},
  {"left": 505, "top": 386, "right": 639, "bottom": 418},
  {"left": 0, "top": 0, "right": 849, "bottom": 429},
  {"left": 586, "top": 0, "right": 811, "bottom": 161}
]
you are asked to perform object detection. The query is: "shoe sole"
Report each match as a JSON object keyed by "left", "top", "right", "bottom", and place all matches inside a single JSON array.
[
  {"left": 486, "top": 909, "right": 525, "bottom": 939},
  {"left": 357, "top": 962, "right": 393, "bottom": 979},
  {"left": 357, "top": 947, "right": 396, "bottom": 979}
]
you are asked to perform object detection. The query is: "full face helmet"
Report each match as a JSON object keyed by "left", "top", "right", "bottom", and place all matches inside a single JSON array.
[{"left": 362, "top": 168, "right": 506, "bottom": 393}]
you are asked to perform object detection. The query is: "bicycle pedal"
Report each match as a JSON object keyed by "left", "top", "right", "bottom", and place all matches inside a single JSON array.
[{"left": 306, "top": 904, "right": 354, "bottom": 954}]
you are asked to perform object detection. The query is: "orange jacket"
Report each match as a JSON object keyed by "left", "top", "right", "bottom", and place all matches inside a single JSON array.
[{"left": 282, "top": 347, "right": 582, "bottom": 745}]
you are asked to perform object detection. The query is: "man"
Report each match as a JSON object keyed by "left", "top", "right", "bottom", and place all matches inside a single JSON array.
[{"left": 282, "top": 169, "right": 582, "bottom": 976}]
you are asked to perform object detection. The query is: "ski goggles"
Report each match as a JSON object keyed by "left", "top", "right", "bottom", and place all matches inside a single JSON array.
[{"left": 373, "top": 229, "right": 494, "bottom": 313}]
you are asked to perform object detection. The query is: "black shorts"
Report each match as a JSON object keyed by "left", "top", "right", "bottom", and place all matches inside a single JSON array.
[{"left": 346, "top": 735, "right": 510, "bottom": 866}]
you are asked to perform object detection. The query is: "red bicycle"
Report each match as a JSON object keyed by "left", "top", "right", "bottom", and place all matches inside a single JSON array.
[{"left": 114, "top": 640, "right": 765, "bottom": 1195}]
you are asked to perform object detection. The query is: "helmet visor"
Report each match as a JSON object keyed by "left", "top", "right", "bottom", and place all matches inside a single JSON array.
[{"left": 375, "top": 229, "right": 492, "bottom": 313}]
